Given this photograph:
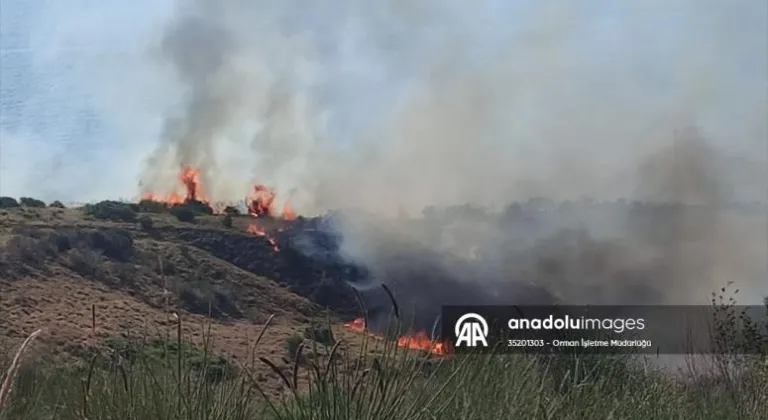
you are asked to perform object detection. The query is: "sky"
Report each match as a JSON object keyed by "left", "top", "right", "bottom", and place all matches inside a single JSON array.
[{"left": 0, "top": 0, "right": 766, "bottom": 205}]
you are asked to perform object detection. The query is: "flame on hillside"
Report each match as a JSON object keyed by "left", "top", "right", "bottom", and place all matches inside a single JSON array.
[
  {"left": 343, "top": 317, "right": 451, "bottom": 357},
  {"left": 244, "top": 184, "right": 298, "bottom": 251},
  {"left": 247, "top": 185, "right": 297, "bottom": 220},
  {"left": 142, "top": 166, "right": 209, "bottom": 205},
  {"left": 141, "top": 166, "right": 298, "bottom": 252}
]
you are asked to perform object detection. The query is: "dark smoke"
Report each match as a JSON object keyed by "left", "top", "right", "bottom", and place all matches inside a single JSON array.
[{"left": 332, "top": 131, "right": 767, "bottom": 332}]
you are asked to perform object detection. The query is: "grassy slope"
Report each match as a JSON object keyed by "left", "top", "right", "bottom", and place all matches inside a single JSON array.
[
  {"left": 0, "top": 206, "right": 362, "bottom": 400},
  {"left": 0, "top": 204, "right": 767, "bottom": 419}
]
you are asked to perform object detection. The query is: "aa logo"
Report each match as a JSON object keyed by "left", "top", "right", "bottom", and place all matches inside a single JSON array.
[{"left": 454, "top": 313, "right": 489, "bottom": 347}]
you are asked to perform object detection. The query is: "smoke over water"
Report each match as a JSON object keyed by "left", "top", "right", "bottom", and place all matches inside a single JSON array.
[{"left": 140, "top": 0, "right": 767, "bottom": 324}]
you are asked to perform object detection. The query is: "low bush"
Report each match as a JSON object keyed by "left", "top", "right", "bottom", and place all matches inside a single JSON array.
[
  {"left": 3, "top": 235, "right": 57, "bottom": 266},
  {"left": 222, "top": 214, "right": 233, "bottom": 228},
  {"left": 103, "top": 337, "right": 236, "bottom": 383},
  {"left": 19, "top": 197, "right": 46, "bottom": 208},
  {"left": 84, "top": 201, "right": 137, "bottom": 222},
  {"left": 170, "top": 206, "right": 196, "bottom": 223},
  {"left": 137, "top": 199, "right": 167, "bottom": 214},
  {"left": 181, "top": 200, "right": 214, "bottom": 215},
  {"left": 284, "top": 334, "right": 304, "bottom": 359},
  {"left": 177, "top": 281, "right": 243, "bottom": 319},
  {"left": 63, "top": 248, "right": 103, "bottom": 277},
  {"left": 0, "top": 196, "right": 19, "bottom": 208},
  {"left": 223, "top": 206, "right": 240, "bottom": 216},
  {"left": 303, "top": 325, "right": 335, "bottom": 346},
  {"left": 49, "top": 200, "right": 66, "bottom": 208}
]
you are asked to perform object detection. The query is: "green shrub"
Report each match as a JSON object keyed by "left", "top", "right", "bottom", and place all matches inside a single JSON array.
[
  {"left": 284, "top": 334, "right": 304, "bottom": 359},
  {"left": 19, "top": 197, "right": 46, "bottom": 208},
  {"left": 170, "top": 206, "right": 196, "bottom": 223},
  {"left": 137, "top": 199, "right": 167, "bottom": 213},
  {"left": 49, "top": 200, "right": 66, "bottom": 208},
  {"left": 177, "top": 281, "right": 243, "bottom": 319},
  {"left": 84, "top": 200, "right": 137, "bottom": 222},
  {"left": 181, "top": 200, "right": 214, "bottom": 215},
  {"left": 87, "top": 229, "right": 135, "bottom": 262},
  {"left": 3, "top": 235, "right": 56, "bottom": 266},
  {"left": 303, "top": 325, "right": 335, "bottom": 346},
  {"left": 0, "top": 196, "right": 20, "bottom": 208},
  {"left": 104, "top": 337, "right": 236, "bottom": 383},
  {"left": 47, "top": 227, "right": 134, "bottom": 262},
  {"left": 63, "top": 248, "right": 103, "bottom": 277}
]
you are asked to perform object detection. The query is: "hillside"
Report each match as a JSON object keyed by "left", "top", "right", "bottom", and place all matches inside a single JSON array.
[{"left": 0, "top": 201, "right": 373, "bottom": 398}]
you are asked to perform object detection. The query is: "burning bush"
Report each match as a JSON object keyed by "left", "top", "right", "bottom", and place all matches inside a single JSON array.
[
  {"left": 0, "top": 197, "right": 20, "bottom": 208},
  {"left": 84, "top": 201, "right": 138, "bottom": 222}
]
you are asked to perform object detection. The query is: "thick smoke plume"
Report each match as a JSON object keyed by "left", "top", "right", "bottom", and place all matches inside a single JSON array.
[{"left": 141, "top": 0, "right": 767, "bottom": 325}]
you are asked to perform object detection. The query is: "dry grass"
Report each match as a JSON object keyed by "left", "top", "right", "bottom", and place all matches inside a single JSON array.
[
  {"left": 0, "top": 206, "right": 357, "bottom": 398},
  {"left": 0, "top": 204, "right": 766, "bottom": 419},
  {"left": 0, "top": 329, "right": 42, "bottom": 412}
]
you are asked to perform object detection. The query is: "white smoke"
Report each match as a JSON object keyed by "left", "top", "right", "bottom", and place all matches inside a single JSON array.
[{"left": 2, "top": 0, "right": 766, "bottom": 305}]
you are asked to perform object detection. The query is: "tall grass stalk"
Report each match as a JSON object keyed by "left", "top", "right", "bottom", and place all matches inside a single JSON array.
[{"left": 0, "top": 283, "right": 766, "bottom": 419}]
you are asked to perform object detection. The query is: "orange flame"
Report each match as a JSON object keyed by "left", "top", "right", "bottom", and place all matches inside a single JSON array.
[
  {"left": 246, "top": 223, "right": 280, "bottom": 252},
  {"left": 343, "top": 317, "right": 450, "bottom": 357},
  {"left": 248, "top": 185, "right": 277, "bottom": 218},
  {"left": 343, "top": 317, "right": 367, "bottom": 333},
  {"left": 397, "top": 331, "right": 449, "bottom": 356},
  {"left": 180, "top": 167, "right": 204, "bottom": 202},
  {"left": 247, "top": 184, "right": 298, "bottom": 220},
  {"left": 282, "top": 201, "right": 297, "bottom": 221},
  {"left": 141, "top": 166, "right": 210, "bottom": 206},
  {"left": 141, "top": 167, "right": 297, "bottom": 248}
]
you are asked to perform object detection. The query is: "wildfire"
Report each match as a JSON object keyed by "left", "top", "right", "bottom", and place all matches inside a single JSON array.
[
  {"left": 244, "top": 184, "right": 299, "bottom": 251},
  {"left": 141, "top": 166, "right": 209, "bottom": 205},
  {"left": 248, "top": 185, "right": 276, "bottom": 217},
  {"left": 246, "top": 223, "right": 280, "bottom": 252},
  {"left": 282, "top": 201, "right": 297, "bottom": 221},
  {"left": 247, "top": 184, "right": 296, "bottom": 220},
  {"left": 179, "top": 167, "right": 204, "bottom": 202},
  {"left": 397, "top": 331, "right": 449, "bottom": 356},
  {"left": 343, "top": 317, "right": 451, "bottom": 357},
  {"left": 141, "top": 166, "right": 297, "bottom": 252},
  {"left": 343, "top": 317, "right": 367, "bottom": 333}
]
